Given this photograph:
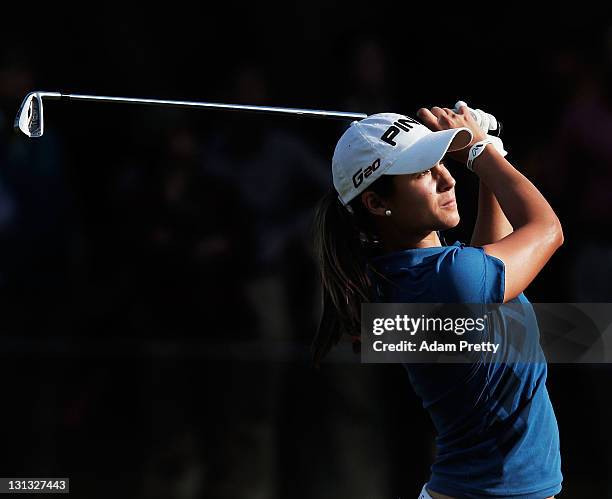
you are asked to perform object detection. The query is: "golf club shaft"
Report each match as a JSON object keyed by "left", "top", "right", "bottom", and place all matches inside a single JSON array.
[{"left": 52, "top": 93, "right": 368, "bottom": 120}]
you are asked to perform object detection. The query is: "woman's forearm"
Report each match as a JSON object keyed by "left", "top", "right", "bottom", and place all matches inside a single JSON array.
[
  {"left": 472, "top": 145, "right": 563, "bottom": 301},
  {"left": 472, "top": 146, "right": 562, "bottom": 237},
  {"left": 470, "top": 180, "right": 514, "bottom": 247}
]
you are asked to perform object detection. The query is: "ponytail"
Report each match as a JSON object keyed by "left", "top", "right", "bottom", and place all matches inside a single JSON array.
[{"left": 311, "top": 177, "right": 395, "bottom": 368}]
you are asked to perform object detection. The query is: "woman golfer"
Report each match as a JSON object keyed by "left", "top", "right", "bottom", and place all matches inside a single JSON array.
[{"left": 312, "top": 104, "right": 563, "bottom": 498}]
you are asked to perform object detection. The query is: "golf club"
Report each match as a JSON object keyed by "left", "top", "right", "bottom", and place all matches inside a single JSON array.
[
  {"left": 13, "top": 91, "right": 369, "bottom": 138},
  {"left": 14, "top": 91, "right": 502, "bottom": 139}
]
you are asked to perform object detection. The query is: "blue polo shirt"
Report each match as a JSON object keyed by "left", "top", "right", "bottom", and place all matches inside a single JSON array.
[{"left": 370, "top": 241, "right": 562, "bottom": 498}]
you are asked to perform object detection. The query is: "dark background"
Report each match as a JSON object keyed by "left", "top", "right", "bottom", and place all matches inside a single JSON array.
[{"left": 1, "top": 9, "right": 612, "bottom": 498}]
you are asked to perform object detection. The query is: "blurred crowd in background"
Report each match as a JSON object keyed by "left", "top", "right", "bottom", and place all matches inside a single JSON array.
[{"left": 1, "top": 13, "right": 612, "bottom": 499}]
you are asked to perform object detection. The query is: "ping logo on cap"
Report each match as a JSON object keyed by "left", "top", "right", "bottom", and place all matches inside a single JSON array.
[
  {"left": 352, "top": 158, "right": 381, "bottom": 188},
  {"left": 380, "top": 117, "right": 421, "bottom": 146}
]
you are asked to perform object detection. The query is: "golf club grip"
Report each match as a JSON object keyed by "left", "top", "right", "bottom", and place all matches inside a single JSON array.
[
  {"left": 470, "top": 109, "right": 503, "bottom": 137},
  {"left": 489, "top": 120, "right": 503, "bottom": 137},
  {"left": 454, "top": 102, "right": 503, "bottom": 138}
]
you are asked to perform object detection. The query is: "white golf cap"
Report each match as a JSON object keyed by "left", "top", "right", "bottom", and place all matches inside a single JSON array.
[{"left": 332, "top": 113, "right": 473, "bottom": 205}]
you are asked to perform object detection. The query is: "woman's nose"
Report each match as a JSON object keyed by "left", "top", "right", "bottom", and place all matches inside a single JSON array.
[{"left": 435, "top": 164, "right": 456, "bottom": 191}]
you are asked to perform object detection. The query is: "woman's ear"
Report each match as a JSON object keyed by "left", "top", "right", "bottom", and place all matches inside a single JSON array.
[{"left": 360, "top": 191, "right": 388, "bottom": 217}]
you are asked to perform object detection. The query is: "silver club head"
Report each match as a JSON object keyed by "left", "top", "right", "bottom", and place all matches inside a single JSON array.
[{"left": 14, "top": 91, "right": 61, "bottom": 138}]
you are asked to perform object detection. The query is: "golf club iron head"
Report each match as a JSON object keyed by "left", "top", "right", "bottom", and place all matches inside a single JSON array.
[{"left": 14, "top": 92, "right": 61, "bottom": 138}]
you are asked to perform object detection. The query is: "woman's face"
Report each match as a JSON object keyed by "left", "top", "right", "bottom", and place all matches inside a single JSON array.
[{"left": 386, "top": 161, "right": 460, "bottom": 232}]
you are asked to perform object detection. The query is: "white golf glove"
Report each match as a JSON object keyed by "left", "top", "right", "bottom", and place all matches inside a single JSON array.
[
  {"left": 454, "top": 100, "right": 507, "bottom": 170},
  {"left": 455, "top": 100, "right": 502, "bottom": 132}
]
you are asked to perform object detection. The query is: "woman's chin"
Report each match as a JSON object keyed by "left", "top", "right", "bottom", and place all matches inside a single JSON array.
[{"left": 442, "top": 212, "right": 460, "bottom": 229}]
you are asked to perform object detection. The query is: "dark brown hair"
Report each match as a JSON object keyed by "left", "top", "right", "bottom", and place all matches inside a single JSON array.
[{"left": 311, "top": 176, "right": 395, "bottom": 367}]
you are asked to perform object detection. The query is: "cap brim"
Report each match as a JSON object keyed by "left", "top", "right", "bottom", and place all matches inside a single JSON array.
[{"left": 384, "top": 127, "right": 473, "bottom": 175}]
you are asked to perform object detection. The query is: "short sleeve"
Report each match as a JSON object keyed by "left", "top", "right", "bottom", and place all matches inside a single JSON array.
[{"left": 436, "top": 242, "right": 505, "bottom": 303}]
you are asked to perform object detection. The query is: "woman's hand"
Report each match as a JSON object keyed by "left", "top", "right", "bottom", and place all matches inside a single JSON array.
[{"left": 416, "top": 105, "right": 487, "bottom": 164}]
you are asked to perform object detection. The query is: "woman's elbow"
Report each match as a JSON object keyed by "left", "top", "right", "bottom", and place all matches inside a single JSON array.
[
  {"left": 557, "top": 222, "right": 564, "bottom": 247},
  {"left": 549, "top": 219, "right": 564, "bottom": 249},
  {"left": 538, "top": 218, "right": 564, "bottom": 251}
]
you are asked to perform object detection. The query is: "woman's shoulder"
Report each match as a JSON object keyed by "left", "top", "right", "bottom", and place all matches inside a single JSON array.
[
  {"left": 370, "top": 241, "right": 461, "bottom": 268},
  {"left": 436, "top": 241, "right": 506, "bottom": 303},
  {"left": 368, "top": 241, "right": 506, "bottom": 303}
]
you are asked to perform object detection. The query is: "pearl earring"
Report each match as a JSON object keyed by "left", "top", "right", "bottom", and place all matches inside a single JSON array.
[{"left": 385, "top": 209, "right": 392, "bottom": 217}]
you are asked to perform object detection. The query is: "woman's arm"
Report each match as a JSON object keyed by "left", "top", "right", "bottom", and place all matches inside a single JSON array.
[
  {"left": 470, "top": 180, "right": 514, "bottom": 247},
  {"left": 472, "top": 146, "right": 563, "bottom": 302},
  {"left": 418, "top": 105, "right": 563, "bottom": 303}
]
